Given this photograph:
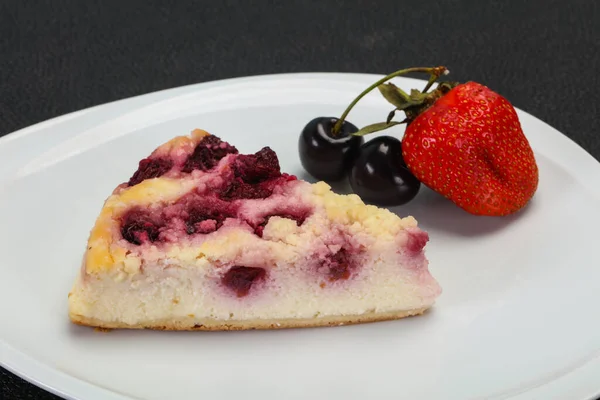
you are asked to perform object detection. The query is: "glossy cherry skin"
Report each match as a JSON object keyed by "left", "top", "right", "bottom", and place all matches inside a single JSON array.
[
  {"left": 349, "top": 136, "right": 421, "bottom": 206},
  {"left": 298, "top": 117, "right": 364, "bottom": 181}
]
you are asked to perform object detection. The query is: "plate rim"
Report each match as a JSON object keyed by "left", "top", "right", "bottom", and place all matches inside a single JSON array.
[{"left": 1, "top": 72, "right": 599, "bottom": 400}]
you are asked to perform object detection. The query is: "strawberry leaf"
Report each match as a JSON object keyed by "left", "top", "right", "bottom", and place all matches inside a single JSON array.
[
  {"left": 378, "top": 83, "right": 425, "bottom": 112},
  {"left": 409, "top": 89, "right": 427, "bottom": 102},
  {"left": 352, "top": 121, "right": 404, "bottom": 137},
  {"left": 377, "top": 83, "right": 412, "bottom": 108}
]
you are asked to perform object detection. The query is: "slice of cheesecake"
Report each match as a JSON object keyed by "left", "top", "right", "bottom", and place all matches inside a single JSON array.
[{"left": 68, "top": 129, "right": 442, "bottom": 330}]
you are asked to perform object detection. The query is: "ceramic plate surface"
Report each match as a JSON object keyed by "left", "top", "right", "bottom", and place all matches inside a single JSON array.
[{"left": 1, "top": 74, "right": 599, "bottom": 400}]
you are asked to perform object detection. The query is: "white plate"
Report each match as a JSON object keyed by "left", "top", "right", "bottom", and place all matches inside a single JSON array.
[{"left": 1, "top": 73, "right": 600, "bottom": 400}]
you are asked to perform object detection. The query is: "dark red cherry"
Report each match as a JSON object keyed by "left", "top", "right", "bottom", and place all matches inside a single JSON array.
[
  {"left": 185, "top": 207, "right": 230, "bottom": 234},
  {"left": 222, "top": 266, "right": 266, "bottom": 297},
  {"left": 349, "top": 136, "right": 421, "bottom": 206},
  {"left": 233, "top": 147, "right": 281, "bottom": 184},
  {"left": 326, "top": 248, "right": 353, "bottom": 281},
  {"left": 182, "top": 135, "right": 238, "bottom": 173},
  {"left": 120, "top": 209, "right": 162, "bottom": 245},
  {"left": 298, "top": 117, "right": 364, "bottom": 181},
  {"left": 128, "top": 157, "right": 173, "bottom": 186}
]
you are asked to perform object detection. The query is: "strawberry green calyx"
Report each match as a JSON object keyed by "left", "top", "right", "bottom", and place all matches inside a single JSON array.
[
  {"left": 401, "top": 81, "right": 459, "bottom": 124},
  {"left": 331, "top": 66, "right": 457, "bottom": 137}
]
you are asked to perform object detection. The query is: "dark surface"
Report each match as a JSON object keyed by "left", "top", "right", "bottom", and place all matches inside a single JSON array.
[{"left": 1, "top": 0, "right": 599, "bottom": 399}]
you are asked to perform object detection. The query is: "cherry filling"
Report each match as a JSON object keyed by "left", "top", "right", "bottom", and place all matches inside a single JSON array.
[
  {"left": 219, "top": 147, "right": 284, "bottom": 201},
  {"left": 121, "top": 140, "right": 302, "bottom": 244},
  {"left": 185, "top": 207, "right": 233, "bottom": 234},
  {"left": 323, "top": 249, "right": 353, "bottom": 281},
  {"left": 219, "top": 180, "right": 273, "bottom": 201},
  {"left": 182, "top": 135, "right": 238, "bottom": 173},
  {"left": 222, "top": 266, "right": 266, "bottom": 297},
  {"left": 405, "top": 229, "right": 429, "bottom": 254},
  {"left": 128, "top": 157, "right": 173, "bottom": 186},
  {"left": 234, "top": 147, "right": 281, "bottom": 184},
  {"left": 169, "top": 192, "right": 239, "bottom": 235},
  {"left": 120, "top": 209, "right": 163, "bottom": 245}
]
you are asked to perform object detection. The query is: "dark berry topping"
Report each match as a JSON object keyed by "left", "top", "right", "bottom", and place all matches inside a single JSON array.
[
  {"left": 234, "top": 147, "right": 281, "bottom": 184},
  {"left": 182, "top": 135, "right": 238, "bottom": 173},
  {"left": 181, "top": 146, "right": 214, "bottom": 173},
  {"left": 218, "top": 147, "right": 284, "bottom": 201},
  {"left": 199, "top": 135, "right": 224, "bottom": 147},
  {"left": 128, "top": 158, "right": 173, "bottom": 186},
  {"left": 120, "top": 138, "right": 301, "bottom": 245},
  {"left": 185, "top": 207, "right": 232, "bottom": 234},
  {"left": 222, "top": 266, "right": 266, "bottom": 297},
  {"left": 121, "top": 210, "right": 162, "bottom": 245},
  {"left": 219, "top": 180, "right": 273, "bottom": 201}
]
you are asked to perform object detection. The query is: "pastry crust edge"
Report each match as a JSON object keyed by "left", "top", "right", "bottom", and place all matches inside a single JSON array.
[{"left": 69, "top": 307, "right": 431, "bottom": 331}]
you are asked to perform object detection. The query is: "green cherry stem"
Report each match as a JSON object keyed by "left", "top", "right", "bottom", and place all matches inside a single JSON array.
[{"left": 331, "top": 66, "right": 448, "bottom": 136}]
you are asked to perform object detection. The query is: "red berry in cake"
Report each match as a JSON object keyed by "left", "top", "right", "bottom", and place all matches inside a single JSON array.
[
  {"left": 349, "top": 136, "right": 420, "bottom": 206},
  {"left": 219, "top": 147, "right": 284, "bottom": 201},
  {"left": 222, "top": 266, "right": 266, "bottom": 297},
  {"left": 405, "top": 229, "right": 429, "bottom": 254},
  {"left": 234, "top": 147, "right": 281, "bottom": 183},
  {"left": 185, "top": 207, "right": 231, "bottom": 234},
  {"left": 324, "top": 249, "right": 353, "bottom": 281},
  {"left": 330, "top": 66, "right": 539, "bottom": 216},
  {"left": 298, "top": 117, "right": 364, "bottom": 181},
  {"left": 219, "top": 179, "right": 274, "bottom": 201},
  {"left": 120, "top": 209, "right": 163, "bottom": 245},
  {"left": 182, "top": 135, "right": 238, "bottom": 173},
  {"left": 128, "top": 158, "right": 173, "bottom": 186}
]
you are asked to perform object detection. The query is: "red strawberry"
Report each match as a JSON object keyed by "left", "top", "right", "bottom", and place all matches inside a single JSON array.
[
  {"left": 401, "top": 81, "right": 538, "bottom": 216},
  {"left": 331, "top": 66, "right": 539, "bottom": 216}
]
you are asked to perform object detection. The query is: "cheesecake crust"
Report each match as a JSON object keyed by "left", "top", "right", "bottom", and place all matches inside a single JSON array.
[{"left": 69, "top": 307, "right": 430, "bottom": 331}]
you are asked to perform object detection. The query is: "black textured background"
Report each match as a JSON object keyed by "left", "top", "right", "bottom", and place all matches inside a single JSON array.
[{"left": 1, "top": 1, "right": 599, "bottom": 399}]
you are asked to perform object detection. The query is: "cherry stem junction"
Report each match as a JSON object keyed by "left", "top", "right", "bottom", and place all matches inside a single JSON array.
[{"left": 331, "top": 66, "right": 448, "bottom": 136}]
